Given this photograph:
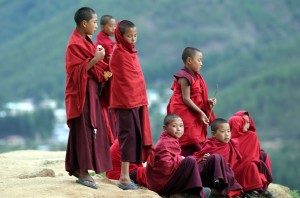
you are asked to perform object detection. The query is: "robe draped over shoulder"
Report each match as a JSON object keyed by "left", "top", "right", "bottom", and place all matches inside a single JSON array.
[
  {"left": 109, "top": 20, "right": 153, "bottom": 161},
  {"left": 65, "top": 28, "right": 108, "bottom": 122},
  {"left": 95, "top": 31, "right": 115, "bottom": 64},
  {"left": 234, "top": 110, "right": 273, "bottom": 174},
  {"left": 193, "top": 137, "right": 241, "bottom": 169},
  {"left": 229, "top": 115, "right": 271, "bottom": 191},
  {"left": 146, "top": 132, "right": 182, "bottom": 192},
  {"left": 167, "top": 67, "right": 215, "bottom": 146}
]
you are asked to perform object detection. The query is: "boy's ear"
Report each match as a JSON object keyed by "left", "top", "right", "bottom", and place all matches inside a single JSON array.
[
  {"left": 163, "top": 125, "right": 167, "bottom": 131},
  {"left": 211, "top": 131, "right": 216, "bottom": 137},
  {"left": 82, "top": 20, "right": 88, "bottom": 28},
  {"left": 186, "top": 57, "right": 192, "bottom": 64}
]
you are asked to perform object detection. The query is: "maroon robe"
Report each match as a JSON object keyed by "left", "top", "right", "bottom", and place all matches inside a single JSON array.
[
  {"left": 95, "top": 31, "right": 114, "bottom": 64},
  {"left": 193, "top": 137, "right": 241, "bottom": 169},
  {"left": 234, "top": 110, "right": 273, "bottom": 175},
  {"left": 106, "top": 139, "right": 147, "bottom": 187},
  {"left": 146, "top": 132, "right": 204, "bottom": 197},
  {"left": 109, "top": 20, "right": 153, "bottom": 162},
  {"left": 167, "top": 67, "right": 215, "bottom": 156},
  {"left": 94, "top": 31, "right": 116, "bottom": 145},
  {"left": 229, "top": 116, "right": 268, "bottom": 192},
  {"left": 193, "top": 138, "right": 244, "bottom": 196},
  {"left": 198, "top": 154, "right": 243, "bottom": 197},
  {"left": 65, "top": 29, "right": 112, "bottom": 174}
]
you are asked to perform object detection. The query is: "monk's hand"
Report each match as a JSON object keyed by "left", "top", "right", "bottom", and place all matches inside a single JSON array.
[
  {"left": 208, "top": 98, "right": 217, "bottom": 106},
  {"left": 200, "top": 111, "right": 209, "bottom": 125},
  {"left": 104, "top": 71, "right": 112, "bottom": 81},
  {"left": 203, "top": 153, "right": 210, "bottom": 161},
  {"left": 95, "top": 45, "right": 105, "bottom": 61}
]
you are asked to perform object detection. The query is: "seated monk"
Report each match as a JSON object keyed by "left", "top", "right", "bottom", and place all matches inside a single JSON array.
[{"left": 106, "top": 139, "right": 147, "bottom": 187}]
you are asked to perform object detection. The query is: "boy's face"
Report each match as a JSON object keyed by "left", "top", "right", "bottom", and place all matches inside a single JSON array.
[
  {"left": 123, "top": 27, "right": 137, "bottom": 44},
  {"left": 83, "top": 14, "right": 98, "bottom": 35},
  {"left": 187, "top": 51, "right": 203, "bottom": 73},
  {"left": 102, "top": 18, "right": 116, "bottom": 36},
  {"left": 163, "top": 118, "right": 184, "bottom": 139},
  {"left": 212, "top": 123, "right": 231, "bottom": 143},
  {"left": 242, "top": 115, "right": 250, "bottom": 132}
]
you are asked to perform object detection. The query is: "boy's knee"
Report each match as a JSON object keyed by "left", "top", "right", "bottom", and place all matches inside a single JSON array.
[{"left": 183, "top": 156, "right": 197, "bottom": 164}]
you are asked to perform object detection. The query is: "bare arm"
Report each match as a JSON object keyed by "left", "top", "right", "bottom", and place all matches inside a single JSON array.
[{"left": 179, "top": 77, "right": 209, "bottom": 125}]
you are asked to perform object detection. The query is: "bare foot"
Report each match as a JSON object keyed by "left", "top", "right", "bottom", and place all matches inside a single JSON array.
[
  {"left": 119, "top": 176, "right": 132, "bottom": 185},
  {"left": 69, "top": 170, "right": 80, "bottom": 178},
  {"left": 77, "top": 170, "right": 95, "bottom": 182}
]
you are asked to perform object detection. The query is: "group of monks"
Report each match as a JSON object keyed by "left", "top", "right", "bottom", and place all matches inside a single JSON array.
[{"left": 64, "top": 7, "right": 274, "bottom": 198}]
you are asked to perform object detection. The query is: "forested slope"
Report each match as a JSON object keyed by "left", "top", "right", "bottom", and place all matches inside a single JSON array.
[{"left": 0, "top": 0, "right": 299, "bottom": 190}]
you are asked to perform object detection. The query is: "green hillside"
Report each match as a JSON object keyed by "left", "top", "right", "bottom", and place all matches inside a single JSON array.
[{"left": 0, "top": 0, "right": 300, "bottom": 190}]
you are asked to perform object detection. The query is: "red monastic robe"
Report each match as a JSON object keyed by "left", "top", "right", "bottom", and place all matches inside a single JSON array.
[
  {"left": 109, "top": 21, "right": 153, "bottom": 161},
  {"left": 146, "top": 132, "right": 182, "bottom": 192},
  {"left": 234, "top": 110, "right": 273, "bottom": 174},
  {"left": 228, "top": 116, "right": 268, "bottom": 191},
  {"left": 167, "top": 67, "right": 215, "bottom": 147},
  {"left": 106, "top": 139, "right": 147, "bottom": 187},
  {"left": 95, "top": 31, "right": 114, "bottom": 64},
  {"left": 193, "top": 137, "right": 241, "bottom": 169},
  {"left": 94, "top": 31, "right": 116, "bottom": 145},
  {"left": 65, "top": 28, "right": 108, "bottom": 123},
  {"left": 65, "top": 28, "right": 112, "bottom": 173}
]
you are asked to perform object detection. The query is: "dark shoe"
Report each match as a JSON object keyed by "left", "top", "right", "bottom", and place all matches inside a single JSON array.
[
  {"left": 244, "top": 190, "right": 260, "bottom": 198},
  {"left": 262, "top": 190, "right": 275, "bottom": 198}
]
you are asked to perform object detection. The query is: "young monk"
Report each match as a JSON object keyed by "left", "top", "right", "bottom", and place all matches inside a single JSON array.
[
  {"left": 109, "top": 20, "right": 153, "bottom": 190},
  {"left": 146, "top": 114, "right": 207, "bottom": 197},
  {"left": 193, "top": 118, "right": 243, "bottom": 198},
  {"left": 64, "top": 7, "right": 113, "bottom": 189},
  {"left": 234, "top": 110, "right": 273, "bottom": 175},
  {"left": 167, "top": 47, "right": 216, "bottom": 156},
  {"left": 106, "top": 139, "right": 147, "bottom": 187},
  {"left": 95, "top": 14, "right": 116, "bottom": 64},
  {"left": 229, "top": 115, "right": 273, "bottom": 198},
  {"left": 94, "top": 15, "right": 117, "bottom": 145}
]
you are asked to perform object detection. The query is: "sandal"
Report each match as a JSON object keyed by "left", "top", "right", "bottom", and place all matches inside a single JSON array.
[
  {"left": 117, "top": 182, "right": 138, "bottom": 190},
  {"left": 76, "top": 178, "right": 98, "bottom": 189}
]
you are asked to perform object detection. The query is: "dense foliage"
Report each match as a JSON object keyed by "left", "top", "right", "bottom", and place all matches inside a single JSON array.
[{"left": 0, "top": 0, "right": 299, "bottom": 190}]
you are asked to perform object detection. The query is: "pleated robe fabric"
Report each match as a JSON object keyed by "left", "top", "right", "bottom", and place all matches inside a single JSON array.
[
  {"left": 146, "top": 132, "right": 204, "bottom": 197},
  {"left": 65, "top": 29, "right": 112, "bottom": 174}
]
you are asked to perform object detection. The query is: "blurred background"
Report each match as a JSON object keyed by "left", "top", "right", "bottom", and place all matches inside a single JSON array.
[{"left": 0, "top": 0, "right": 299, "bottom": 190}]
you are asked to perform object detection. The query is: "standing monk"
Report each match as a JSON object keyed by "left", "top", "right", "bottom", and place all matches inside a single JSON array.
[
  {"left": 95, "top": 14, "right": 116, "bottom": 64},
  {"left": 64, "top": 7, "right": 113, "bottom": 189},
  {"left": 167, "top": 47, "right": 216, "bottom": 156},
  {"left": 94, "top": 15, "right": 117, "bottom": 145},
  {"left": 109, "top": 20, "right": 153, "bottom": 190}
]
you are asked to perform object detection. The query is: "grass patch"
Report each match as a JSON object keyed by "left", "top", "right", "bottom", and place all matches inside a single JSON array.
[{"left": 288, "top": 190, "right": 300, "bottom": 198}]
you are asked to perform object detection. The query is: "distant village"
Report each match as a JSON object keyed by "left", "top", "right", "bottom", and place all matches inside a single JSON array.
[{"left": 0, "top": 89, "right": 171, "bottom": 150}]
